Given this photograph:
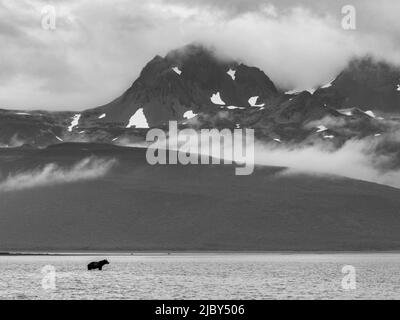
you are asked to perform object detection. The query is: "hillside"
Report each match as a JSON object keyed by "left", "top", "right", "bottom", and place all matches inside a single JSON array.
[{"left": 1, "top": 143, "right": 400, "bottom": 251}]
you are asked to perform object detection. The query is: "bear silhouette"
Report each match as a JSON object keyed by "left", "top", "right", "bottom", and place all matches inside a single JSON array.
[{"left": 87, "top": 259, "right": 109, "bottom": 271}]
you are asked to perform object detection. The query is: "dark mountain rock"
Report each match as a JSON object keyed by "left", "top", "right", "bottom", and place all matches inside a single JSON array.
[
  {"left": 315, "top": 57, "right": 400, "bottom": 114},
  {"left": 0, "top": 109, "right": 71, "bottom": 147},
  {"left": 84, "top": 44, "right": 279, "bottom": 127}
]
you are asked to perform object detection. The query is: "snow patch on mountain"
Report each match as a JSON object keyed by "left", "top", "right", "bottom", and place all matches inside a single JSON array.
[
  {"left": 98, "top": 113, "right": 106, "bottom": 119},
  {"left": 172, "top": 67, "right": 182, "bottom": 75},
  {"left": 338, "top": 109, "right": 353, "bottom": 116},
  {"left": 210, "top": 92, "right": 226, "bottom": 105},
  {"left": 126, "top": 108, "right": 149, "bottom": 128},
  {"left": 226, "top": 106, "right": 245, "bottom": 110},
  {"left": 248, "top": 96, "right": 265, "bottom": 107},
  {"left": 227, "top": 69, "right": 236, "bottom": 80},
  {"left": 365, "top": 110, "right": 376, "bottom": 118},
  {"left": 183, "top": 110, "right": 197, "bottom": 120},
  {"left": 316, "top": 125, "right": 328, "bottom": 133},
  {"left": 68, "top": 114, "right": 81, "bottom": 132}
]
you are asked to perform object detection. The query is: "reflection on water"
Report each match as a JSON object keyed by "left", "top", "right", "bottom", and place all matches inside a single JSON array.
[{"left": 0, "top": 253, "right": 399, "bottom": 300}]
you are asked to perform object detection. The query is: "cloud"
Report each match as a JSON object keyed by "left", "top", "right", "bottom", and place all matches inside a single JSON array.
[
  {"left": 253, "top": 136, "right": 400, "bottom": 189},
  {"left": 121, "top": 118, "right": 400, "bottom": 188},
  {"left": 1, "top": 0, "right": 400, "bottom": 109},
  {"left": 0, "top": 156, "right": 117, "bottom": 192}
]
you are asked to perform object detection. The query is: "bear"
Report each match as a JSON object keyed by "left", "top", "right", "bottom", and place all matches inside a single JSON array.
[{"left": 87, "top": 259, "right": 109, "bottom": 271}]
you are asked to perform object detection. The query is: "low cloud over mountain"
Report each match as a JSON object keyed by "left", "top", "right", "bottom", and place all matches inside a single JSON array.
[
  {"left": 0, "top": 156, "right": 116, "bottom": 192},
  {"left": 254, "top": 134, "right": 400, "bottom": 189}
]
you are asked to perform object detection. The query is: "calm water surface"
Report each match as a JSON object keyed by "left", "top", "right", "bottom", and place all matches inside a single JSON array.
[{"left": 0, "top": 253, "right": 399, "bottom": 299}]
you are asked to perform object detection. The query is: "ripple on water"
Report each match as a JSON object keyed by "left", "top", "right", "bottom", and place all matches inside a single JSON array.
[{"left": 0, "top": 254, "right": 399, "bottom": 300}]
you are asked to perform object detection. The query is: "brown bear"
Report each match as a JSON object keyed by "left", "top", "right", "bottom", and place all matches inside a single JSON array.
[{"left": 87, "top": 259, "right": 109, "bottom": 271}]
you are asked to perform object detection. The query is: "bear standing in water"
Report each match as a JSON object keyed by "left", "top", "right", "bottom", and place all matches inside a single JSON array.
[{"left": 87, "top": 259, "right": 109, "bottom": 271}]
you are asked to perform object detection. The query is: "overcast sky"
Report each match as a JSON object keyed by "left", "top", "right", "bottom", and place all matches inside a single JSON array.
[{"left": 1, "top": 0, "right": 400, "bottom": 110}]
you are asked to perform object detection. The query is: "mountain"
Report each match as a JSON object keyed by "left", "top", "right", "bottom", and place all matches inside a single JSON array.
[
  {"left": 315, "top": 56, "right": 400, "bottom": 115},
  {"left": 0, "top": 45, "right": 399, "bottom": 148},
  {"left": 83, "top": 44, "right": 279, "bottom": 127},
  {"left": 1, "top": 143, "right": 400, "bottom": 251},
  {"left": 0, "top": 109, "right": 73, "bottom": 147}
]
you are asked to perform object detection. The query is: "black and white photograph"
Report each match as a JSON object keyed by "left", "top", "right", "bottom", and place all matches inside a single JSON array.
[{"left": 1, "top": 0, "right": 400, "bottom": 305}]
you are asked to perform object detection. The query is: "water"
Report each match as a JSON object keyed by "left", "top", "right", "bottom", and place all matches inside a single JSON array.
[{"left": 0, "top": 253, "right": 399, "bottom": 300}]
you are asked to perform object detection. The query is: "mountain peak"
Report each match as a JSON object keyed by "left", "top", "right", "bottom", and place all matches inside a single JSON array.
[
  {"left": 84, "top": 43, "right": 278, "bottom": 127},
  {"left": 315, "top": 55, "right": 400, "bottom": 113}
]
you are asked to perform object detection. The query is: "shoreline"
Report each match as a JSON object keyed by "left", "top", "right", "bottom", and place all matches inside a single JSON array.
[{"left": 2, "top": 250, "right": 400, "bottom": 256}]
